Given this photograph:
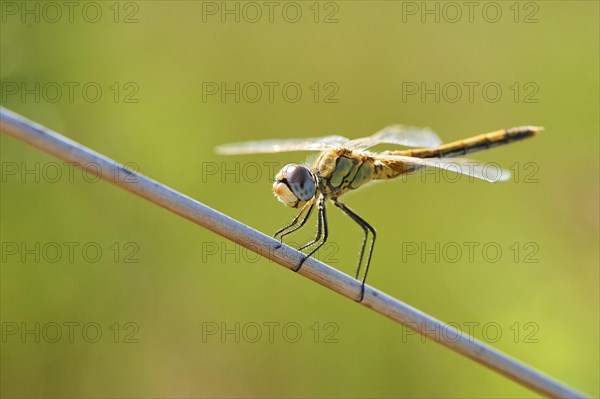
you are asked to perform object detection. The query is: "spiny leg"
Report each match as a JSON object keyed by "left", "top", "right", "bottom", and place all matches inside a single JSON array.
[
  {"left": 294, "top": 195, "right": 328, "bottom": 272},
  {"left": 273, "top": 200, "right": 315, "bottom": 247},
  {"left": 333, "top": 199, "right": 376, "bottom": 302},
  {"left": 298, "top": 196, "right": 327, "bottom": 251}
]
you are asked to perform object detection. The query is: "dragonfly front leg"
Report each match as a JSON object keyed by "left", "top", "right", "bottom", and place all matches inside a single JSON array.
[
  {"left": 333, "top": 199, "right": 376, "bottom": 302},
  {"left": 273, "top": 200, "right": 315, "bottom": 247},
  {"left": 294, "top": 195, "right": 328, "bottom": 272}
]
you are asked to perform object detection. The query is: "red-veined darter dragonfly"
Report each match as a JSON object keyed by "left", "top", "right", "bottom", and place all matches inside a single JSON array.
[{"left": 216, "top": 125, "right": 542, "bottom": 301}]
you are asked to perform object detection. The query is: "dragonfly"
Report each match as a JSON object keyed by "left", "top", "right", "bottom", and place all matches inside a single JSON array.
[{"left": 216, "top": 125, "right": 542, "bottom": 301}]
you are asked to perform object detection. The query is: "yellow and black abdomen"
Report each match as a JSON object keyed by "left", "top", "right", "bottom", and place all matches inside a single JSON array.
[
  {"left": 397, "top": 126, "right": 542, "bottom": 159},
  {"left": 372, "top": 126, "right": 542, "bottom": 181}
]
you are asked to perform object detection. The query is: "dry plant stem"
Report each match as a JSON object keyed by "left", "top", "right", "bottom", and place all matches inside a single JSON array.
[{"left": 0, "top": 107, "right": 587, "bottom": 399}]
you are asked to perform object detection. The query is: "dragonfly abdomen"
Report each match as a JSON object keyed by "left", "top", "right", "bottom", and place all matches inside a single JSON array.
[
  {"left": 394, "top": 126, "right": 542, "bottom": 159},
  {"left": 372, "top": 126, "right": 542, "bottom": 181}
]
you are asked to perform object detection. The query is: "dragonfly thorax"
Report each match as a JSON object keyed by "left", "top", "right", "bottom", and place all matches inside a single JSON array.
[{"left": 273, "top": 164, "right": 317, "bottom": 208}]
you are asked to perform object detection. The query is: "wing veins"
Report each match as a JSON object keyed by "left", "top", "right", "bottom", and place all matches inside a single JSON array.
[
  {"left": 377, "top": 154, "right": 511, "bottom": 182},
  {"left": 215, "top": 135, "right": 349, "bottom": 155}
]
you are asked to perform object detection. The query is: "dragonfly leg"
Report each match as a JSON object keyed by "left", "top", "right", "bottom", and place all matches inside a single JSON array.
[
  {"left": 333, "top": 199, "right": 376, "bottom": 302},
  {"left": 294, "top": 195, "right": 328, "bottom": 272},
  {"left": 273, "top": 200, "right": 315, "bottom": 248}
]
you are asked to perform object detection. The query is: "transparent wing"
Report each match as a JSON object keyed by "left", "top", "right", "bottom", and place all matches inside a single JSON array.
[
  {"left": 377, "top": 154, "right": 511, "bottom": 182},
  {"left": 215, "top": 135, "right": 349, "bottom": 155},
  {"left": 345, "top": 125, "right": 443, "bottom": 150}
]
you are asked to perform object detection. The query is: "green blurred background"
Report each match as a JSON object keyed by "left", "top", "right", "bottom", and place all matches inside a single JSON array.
[{"left": 1, "top": 1, "right": 598, "bottom": 397}]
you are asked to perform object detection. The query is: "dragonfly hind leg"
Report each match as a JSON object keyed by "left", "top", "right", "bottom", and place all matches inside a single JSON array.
[{"left": 333, "top": 199, "right": 376, "bottom": 302}]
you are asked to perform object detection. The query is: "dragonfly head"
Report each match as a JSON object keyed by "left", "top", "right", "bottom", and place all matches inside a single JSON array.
[{"left": 273, "top": 164, "right": 316, "bottom": 208}]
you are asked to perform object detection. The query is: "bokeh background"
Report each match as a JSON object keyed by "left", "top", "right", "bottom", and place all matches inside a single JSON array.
[{"left": 1, "top": 1, "right": 598, "bottom": 398}]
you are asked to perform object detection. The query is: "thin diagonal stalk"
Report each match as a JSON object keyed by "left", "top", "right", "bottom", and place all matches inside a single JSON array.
[{"left": 0, "top": 107, "right": 587, "bottom": 399}]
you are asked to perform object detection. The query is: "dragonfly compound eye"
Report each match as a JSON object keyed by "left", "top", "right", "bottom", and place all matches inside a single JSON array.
[
  {"left": 273, "top": 164, "right": 315, "bottom": 208},
  {"left": 285, "top": 165, "right": 316, "bottom": 201}
]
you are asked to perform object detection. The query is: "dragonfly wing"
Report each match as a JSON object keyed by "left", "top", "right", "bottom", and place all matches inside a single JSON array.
[
  {"left": 346, "top": 125, "right": 443, "bottom": 150},
  {"left": 377, "top": 154, "right": 511, "bottom": 182},
  {"left": 215, "top": 135, "right": 349, "bottom": 155}
]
